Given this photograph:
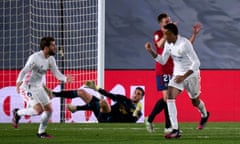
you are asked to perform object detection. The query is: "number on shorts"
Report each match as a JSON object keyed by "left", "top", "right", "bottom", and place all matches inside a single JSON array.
[{"left": 163, "top": 74, "right": 171, "bottom": 82}]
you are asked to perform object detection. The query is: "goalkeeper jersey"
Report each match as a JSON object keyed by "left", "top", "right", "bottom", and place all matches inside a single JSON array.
[{"left": 98, "top": 88, "right": 142, "bottom": 122}]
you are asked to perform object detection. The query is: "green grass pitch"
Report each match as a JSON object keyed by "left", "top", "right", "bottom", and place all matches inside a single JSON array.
[{"left": 1, "top": 122, "right": 240, "bottom": 144}]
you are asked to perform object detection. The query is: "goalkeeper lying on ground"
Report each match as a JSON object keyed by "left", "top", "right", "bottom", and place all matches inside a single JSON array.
[{"left": 45, "top": 81, "right": 144, "bottom": 122}]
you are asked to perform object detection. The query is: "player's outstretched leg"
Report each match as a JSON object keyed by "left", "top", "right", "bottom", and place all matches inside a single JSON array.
[
  {"left": 12, "top": 108, "right": 21, "bottom": 128},
  {"left": 52, "top": 90, "right": 78, "bottom": 99},
  {"left": 198, "top": 112, "right": 210, "bottom": 130}
]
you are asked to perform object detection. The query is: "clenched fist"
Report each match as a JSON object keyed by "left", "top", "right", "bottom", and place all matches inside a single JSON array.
[{"left": 145, "top": 42, "right": 153, "bottom": 52}]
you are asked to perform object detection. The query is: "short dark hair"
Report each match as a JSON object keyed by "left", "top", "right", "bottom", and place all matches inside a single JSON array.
[
  {"left": 164, "top": 23, "right": 178, "bottom": 35},
  {"left": 136, "top": 87, "right": 145, "bottom": 97},
  {"left": 40, "top": 37, "right": 55, "bottom": 50},
  {"left": 157, "top": 13, "right": 168, "bottom": 23}
]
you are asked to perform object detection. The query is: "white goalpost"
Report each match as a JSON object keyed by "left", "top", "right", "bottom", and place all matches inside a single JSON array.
[
  {"left": 97, "top": 0, "right": 105, "bottom": 92},
  {"left": 0, "top": 0, "right": 105, "bottom": 123}
]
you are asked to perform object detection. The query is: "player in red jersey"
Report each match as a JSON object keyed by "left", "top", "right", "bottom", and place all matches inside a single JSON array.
[{"left": 144, "top": 13, "right": 202, "bottom": 133}]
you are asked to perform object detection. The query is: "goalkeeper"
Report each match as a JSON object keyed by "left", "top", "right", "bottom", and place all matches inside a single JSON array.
[{"left": 47, "top": 81, "right": 144, "bottom": 122}]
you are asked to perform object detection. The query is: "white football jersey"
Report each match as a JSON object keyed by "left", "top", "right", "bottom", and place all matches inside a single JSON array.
[
  {"left": 16, "top": 51, "right": 66, "bottom": 87},
  {"left": 155, "top": 35, "right": 200, "bottom": 76}
]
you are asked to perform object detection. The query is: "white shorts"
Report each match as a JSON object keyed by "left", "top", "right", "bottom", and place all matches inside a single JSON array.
[
  {"left": 168, "top": 74, "right": 201, "bottom": 99},
  {"left": 20, "top": 85, "right": 50, "bottom": 107}
]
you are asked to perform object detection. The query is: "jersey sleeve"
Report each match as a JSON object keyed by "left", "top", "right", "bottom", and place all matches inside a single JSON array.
[
  {"left": 98, "top": 88, "right": 130, "bottom": 102},
  {"left": 153, "top": 32, "right": 160, "bottom": 45},
  {"left": 153, "top": 31, "right": 163, "bottom": 43},
  {"left": 49, "top": 57, "right": 67, "bottom": 82},
  {"left": 153, "top": 31, "right": 164, "bottom": 49},
  {"left": 185, "top": 40, "right": 200, "bottom": 71},
  {"left": 16, "top": 55, "right": 35, "bottom": 83},
  {"left": 154, "top": 43, "right": 171, "bottom": 65}
]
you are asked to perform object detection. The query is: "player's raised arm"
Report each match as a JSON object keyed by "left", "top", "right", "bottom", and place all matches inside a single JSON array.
[
  {"left": 145, "top": 42, "right": 158, "bottom": 58},
  {"left": 145, "top": 42, "right": 170, "bottom": 65},
  {"left": 189, "top": 23, "right": 202, "bottom": 44},
  {"left": 49, "top": 57, "right": 73, "bottom": 83}
]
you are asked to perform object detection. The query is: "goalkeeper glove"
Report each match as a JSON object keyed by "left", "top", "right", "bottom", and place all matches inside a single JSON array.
[{"left": 133, "top": 102, "right": 142, "bottom": 118}]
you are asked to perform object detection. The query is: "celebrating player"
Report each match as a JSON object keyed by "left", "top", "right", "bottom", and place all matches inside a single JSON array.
[
  {"left": 145, "top": 23, "right": 209, "bottom": 138},
  {"left": 49, "top": 81, "right": 144, "bottom": 122},
  {"left": 12, "top": 37, "right": 73, "bottom": 138},
  {"left": 145, "top": 13, "right": 202, "bottom": 133}
]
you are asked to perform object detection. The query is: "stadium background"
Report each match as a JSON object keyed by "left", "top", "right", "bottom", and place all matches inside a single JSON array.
[{"left": 1, "top": 0, "right": 240, "bottom": 123}]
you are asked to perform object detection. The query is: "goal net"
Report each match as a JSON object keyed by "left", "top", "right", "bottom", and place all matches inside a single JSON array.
[{"left": 0, "top": 0, "right": 104, "bottom": 123}]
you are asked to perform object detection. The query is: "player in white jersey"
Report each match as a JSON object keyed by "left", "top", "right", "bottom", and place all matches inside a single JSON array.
[
  {"left": 12, "top": 37, "right": 73, "bottom": 138},
  {"left": 145, "top": 23, "right": 209, "bottom": 139}
]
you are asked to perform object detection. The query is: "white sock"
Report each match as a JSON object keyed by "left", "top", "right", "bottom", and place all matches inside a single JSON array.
[
  {"left": 167, "top": 99, "right": 178, "bottom": 130},
  {"left": 198, "top": 100, "right": 207, "bottom": 117},
  {"left": 17, "top": 108, "right": 38, "bottom": 116},
  {"left": 38, "top": 111, "right": 52, "bottom": 134}
]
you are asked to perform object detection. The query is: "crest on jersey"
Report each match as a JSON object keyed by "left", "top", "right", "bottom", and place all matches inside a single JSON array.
[
  {"left": 29, "top": 63, "right": 35, "bottom": 69},
  {"left": 177, "top": 49, "right": 182, "bottom": 55}
]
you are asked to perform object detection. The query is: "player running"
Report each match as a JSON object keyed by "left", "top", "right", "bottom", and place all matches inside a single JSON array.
[
  {"left": 145, "top": 23, "right": 210, "bottom": 138},
  {"left": 49, "top": 81, "right": 144, "bottom": 122},
  {"left": 12, "top": 37, "right": 73, "bottom": 138},
  {"left": 145, "top": 13, "right": 202, "bottom": 133}
]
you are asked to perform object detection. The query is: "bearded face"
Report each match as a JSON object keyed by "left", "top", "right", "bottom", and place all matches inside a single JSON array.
[{"left": 48, "top": 41, "right": 56, "bottom": 56}]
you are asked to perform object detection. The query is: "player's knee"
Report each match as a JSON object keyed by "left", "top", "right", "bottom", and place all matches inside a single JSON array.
[
  {"left": 34, "top": 104, "right": 44, "bottom": 115},
  {"left": 43, "top": 103, "right": 53, "bottom": 112},
  {"left": 191, "top": 98, "right": 200, "bottom": 107},
  {"left": 77, "top": 89, "right": 87, "bottom": 97},
  {"left": 99, "top": 100, "right": 111, "bottom": 113},
  {"left": 35, "top": 109, "right": 44, "bottom": 115},
  {"left": 167, "top": 92, "right": 174, "bottom": 99},
  {"left": 167, "top": 88, "right": 174, "bottom": 99},
  {"left": 45, "top": 107, "right": 53, "bottom": 113}
]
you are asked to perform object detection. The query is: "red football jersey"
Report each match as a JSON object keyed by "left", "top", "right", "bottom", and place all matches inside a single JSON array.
[{"left": 153, "top": 30, "right": 174, "bottom": 75}]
